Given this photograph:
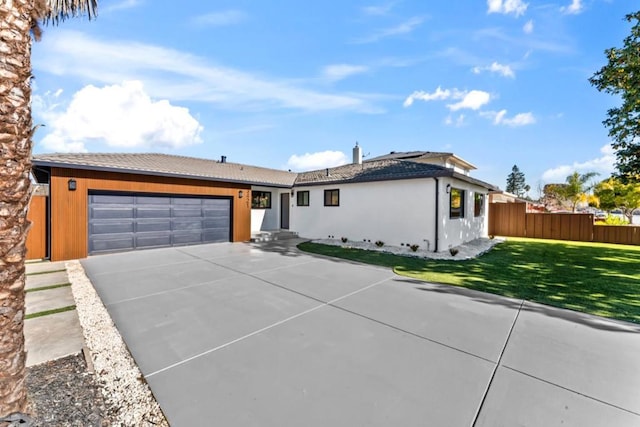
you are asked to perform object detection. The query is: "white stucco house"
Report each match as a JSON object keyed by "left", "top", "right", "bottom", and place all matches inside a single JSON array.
[
  {"left": 30, "top": 146, "right": 496, "bottom": 260},
  {"left": 251, "top": 145, "right": 497, "bottom": 252}
]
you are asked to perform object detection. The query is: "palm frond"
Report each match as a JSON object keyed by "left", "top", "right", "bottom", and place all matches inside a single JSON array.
[{"left": 41, "top": 0, "right": 98, "bottom": 25}]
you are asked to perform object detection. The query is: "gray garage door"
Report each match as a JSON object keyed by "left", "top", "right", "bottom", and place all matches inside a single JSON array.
[{"left": 88, "top": 193, "right": 231, "bottom": 255}]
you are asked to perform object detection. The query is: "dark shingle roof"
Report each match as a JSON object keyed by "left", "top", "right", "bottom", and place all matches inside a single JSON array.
[
  {"left": 366, "top": 151, "right": 451, "bottom": 161},
  {"left": 294, "top": 159, "right": 497, "bottom": 190},
  {"left": 32, "top": 153, "right": 297, "bottom": 187}
]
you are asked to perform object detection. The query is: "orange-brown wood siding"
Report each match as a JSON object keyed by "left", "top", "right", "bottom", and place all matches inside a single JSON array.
[
  {"left": 26, "top": 195, "right": 47, "bottom": 260},
  {"left": 50, "top": 168, "right": 252, "bottom": 261}
]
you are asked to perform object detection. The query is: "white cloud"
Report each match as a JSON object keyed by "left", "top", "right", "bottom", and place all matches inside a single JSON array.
[
  {"left": 353, "top": 16, "right": 425, "bottom": 44},
  {"left": 487, "top": 0, "right": 528, "bottom": 17},
  {"left": 323, "top": 64, "right": 369, "bottom": 82},
  {"left": 40, "top": 81, "right": 203, "bottom": 152},
  {"left": 34, "top": 30, "right": 377, "bottom": 114},
  {"left": 445, "top": 114, "right": 465, "bottom": 127},
  {"left": 362, "top": 3, "right": 396, "bottom": 16},
  {"left": 404, "top": 87, "right": 491, "bottom": 111},
  {"left": 561, "top": 0, "right": 583, "bottom": 15},
  {"left": 403, "top": 86, "right": 453, "bottom": 107},
  {"left": 481, "top": 109, "right": 536, "bottom": 126},
  {"left": 523, "top": 19, "right": 534, "bottom": 34},
  {"left": 472, "top": 62, "right": 515, "bottom": 78},
  {"left": 192, "top": 10, "right": 247, "bottom": 27},
  {"left": 447, "top": 90, "right": 492, "bottom": 111},
  {"left": 542, "top": 144, "right": 615, "bottom": 182},
  {"left": 102, "top": 0, "right": 142, "bottom": 13},
  {"left": 286, "top": 151, "right": 349, "bottom": 171}
]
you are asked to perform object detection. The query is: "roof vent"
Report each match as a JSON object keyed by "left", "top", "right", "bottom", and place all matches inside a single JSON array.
[
  {"left": 326, "top": 168, "right": 330, "bottom": 177},
  {"left": 220, "top": 155, "right": 227, "bottom": 163}
]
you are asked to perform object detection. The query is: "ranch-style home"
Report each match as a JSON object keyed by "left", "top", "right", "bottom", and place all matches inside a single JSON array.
[{"left": 30, "top": 145, "right": 497, "bottom": 261}]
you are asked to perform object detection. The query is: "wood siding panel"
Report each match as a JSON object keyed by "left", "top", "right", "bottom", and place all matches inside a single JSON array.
[
  {"left": 26, "top": 195, "right": 47, "bottom": 260},
  {"left": 50, "top": 168, "right": 252, "bottom": 261}
]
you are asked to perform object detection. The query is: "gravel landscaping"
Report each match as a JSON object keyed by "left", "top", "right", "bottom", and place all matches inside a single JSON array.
[
  {"left": 66, "top": 260, "right": 168, "bottom": 427},
  {"left": 312, "top": 237, "right": 505, "bottom": 260},
  {"left": 21, "top": 260, "right": 168, "bottom": 426}
]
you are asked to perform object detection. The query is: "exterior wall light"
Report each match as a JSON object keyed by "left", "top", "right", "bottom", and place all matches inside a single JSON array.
[
  {"left": 238, "top": 190, "right": 244, "bottom": 198},
  {"left": 445, "top": 184, "right": 451, "bottom": 194},
  {"left": 291, "top": 189, "right": 294, "bottom": 196},
  {"left": 68, "top": 178, "right": 77, "bottom": 191}
]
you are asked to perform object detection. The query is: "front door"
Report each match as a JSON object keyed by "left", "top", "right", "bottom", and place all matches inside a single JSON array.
[{"left": 280, "top": 193, "right": 290, "bottom": 229}]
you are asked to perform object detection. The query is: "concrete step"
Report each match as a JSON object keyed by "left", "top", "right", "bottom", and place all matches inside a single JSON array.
[{"left": 250, "top": 230, "right": 299, "bottom": 242}]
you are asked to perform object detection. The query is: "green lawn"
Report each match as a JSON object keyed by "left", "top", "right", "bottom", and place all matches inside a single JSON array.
[{"left": 298, "top": 238, "right": 640, "bottom": 324}]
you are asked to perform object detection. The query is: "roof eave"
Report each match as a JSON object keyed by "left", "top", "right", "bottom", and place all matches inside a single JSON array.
[{"left": 32, "top": 160, "right": 294, "bottom": 188}]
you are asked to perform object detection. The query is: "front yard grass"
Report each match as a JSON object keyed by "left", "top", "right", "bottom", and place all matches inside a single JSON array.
[{"left": 298, "top": 238, "right": 640, "bottom": 324}]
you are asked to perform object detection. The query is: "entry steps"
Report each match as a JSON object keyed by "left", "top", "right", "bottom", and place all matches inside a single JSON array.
[{"left": 250, "top": 230, "right": 299, "bottom": 242}]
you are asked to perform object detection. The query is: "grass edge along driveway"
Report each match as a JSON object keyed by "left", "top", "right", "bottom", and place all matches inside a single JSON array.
[{"left": 298, "top": 238, "right": 640, "bottom": 324}]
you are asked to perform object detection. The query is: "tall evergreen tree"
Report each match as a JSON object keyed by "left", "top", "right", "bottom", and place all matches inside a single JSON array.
[{"left": 506, "top": 165, "right": 527, "bottom": 197}]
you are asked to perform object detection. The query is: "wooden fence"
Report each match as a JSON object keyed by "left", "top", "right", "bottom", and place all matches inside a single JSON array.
[
  {"left": 26, "top": 195, "right": 47, "bottom": 260},
  {"left": 489, "top": 203, "right": 640, "bottom": 246}
]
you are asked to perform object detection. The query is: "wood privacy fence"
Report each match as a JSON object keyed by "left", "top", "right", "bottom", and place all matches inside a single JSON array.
[
  {"left": 26, "top": 195, "right": 47, "bottom": 260},
  {"left": 489, "top": 203, "right": 640, "bottom": 246}
]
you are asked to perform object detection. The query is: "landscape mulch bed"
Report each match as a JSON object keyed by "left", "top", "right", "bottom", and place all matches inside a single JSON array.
[{"left": 25, "top": 353, "right": 111, "bottom": 427}]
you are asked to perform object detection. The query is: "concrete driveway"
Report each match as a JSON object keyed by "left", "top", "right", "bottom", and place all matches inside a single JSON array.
[{"left": 81, "top": 240, "right": 640, "bottom": 426}]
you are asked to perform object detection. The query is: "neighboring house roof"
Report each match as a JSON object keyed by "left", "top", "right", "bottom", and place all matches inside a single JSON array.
[
  {"left": 32, "top": 153, "right": 297, "bottom": 187},
  {"left": 366, "top": 151, "right": 477, "bottom": 171},
  {"left": 295, "top": 159, "right": 497, "bottom": 190}
]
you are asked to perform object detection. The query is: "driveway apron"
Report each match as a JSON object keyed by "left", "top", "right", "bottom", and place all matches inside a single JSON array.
[{"left": 81, "top": 241, "right": 640, "bottom": 427}]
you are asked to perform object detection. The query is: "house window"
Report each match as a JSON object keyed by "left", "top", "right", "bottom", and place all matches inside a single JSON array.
[
  {"left": 474, "top": 193, "right": 485, "bottom": 217},
  {"left": 297, "top": 191, "right": 309, "bottom": 206},
  {"left": 324, "top": 189, "right": 340, "bottom": 206},
  {"left": 251, "top": 191, "right": 271, "bottom": 209},
  {"left": 450, "top": 188, "right": 465, "bottom": 219}
]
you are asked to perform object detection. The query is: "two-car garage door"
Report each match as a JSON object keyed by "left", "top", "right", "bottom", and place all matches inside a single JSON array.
[{"left": 88, "top": 193, "right": 231, "bottom": 255}]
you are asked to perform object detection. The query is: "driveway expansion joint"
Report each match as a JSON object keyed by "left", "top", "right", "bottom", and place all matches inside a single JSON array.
[
  {"left": 501, "top": 365, "right": 640, "bottom": 417},
  {"left": 145, "top": 274, "right": 395, "bottom": 378},
  {"left": 471, "top": 298, "right": 525, "bottom": 427}
]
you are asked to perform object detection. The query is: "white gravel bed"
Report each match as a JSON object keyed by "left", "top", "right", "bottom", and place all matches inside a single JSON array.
[
  {"left": 312, "top": 237, "right": 505, "bottom": 260},
  {"left": 66, "top": 261, "right": 168, "bottom": 427}
]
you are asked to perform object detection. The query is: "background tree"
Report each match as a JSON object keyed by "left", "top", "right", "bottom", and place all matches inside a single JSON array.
[
  {"left": 542, "top": 183, "right": 567, "bottom": 211},
  {"left": 589, "top": 11, "right": 640, "bottom": 182},
  {"left": 0, "top": 0, "right": 96, "bottom": 416},
  {"left": 542, "top": 172, "right": 599, "bottom": 212},
  {"left": 560, "top": 171, "right": 600, "bottom": 212},
  {"left": 594, "top": 177, "right": 640, "bottom": 222},
  {"left": 506, "top": 165, "right": 527, "bottom": 197}
]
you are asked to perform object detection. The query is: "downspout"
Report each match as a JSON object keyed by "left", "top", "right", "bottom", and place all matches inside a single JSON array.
[{"left": 433, "top": 177, "right": 439, "bottom": 252}]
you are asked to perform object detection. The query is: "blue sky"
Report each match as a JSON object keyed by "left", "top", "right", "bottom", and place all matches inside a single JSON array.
[{"left": 31, "top": 0, "right": 635, "bottom": 194}]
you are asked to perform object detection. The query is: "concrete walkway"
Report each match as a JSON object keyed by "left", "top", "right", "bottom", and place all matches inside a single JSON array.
[
  {"left": 81, "top": 240, "right": 640, "bottom": 426},
  {"left": 24, "top": 261, "right": 85, "bottom": 367}
]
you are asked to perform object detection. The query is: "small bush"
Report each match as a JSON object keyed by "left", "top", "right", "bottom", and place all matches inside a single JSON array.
[
  {"left": 341, "top": 237, "right": 348, "bottom": 243},
  {"left": 375, "top": 240, "right": 384, "bottom": 247},
  {"left": 489, "top": 235, "right": 495, "bottom": 240},
  {"left": 449, "top": 248, "right": 459, "bottom": 256},
  {"left": 604, "top": 216, "right": 628, "bottom": 226},
  {"left": 409, "top": 244, "right": 419, "bottom": 252}
]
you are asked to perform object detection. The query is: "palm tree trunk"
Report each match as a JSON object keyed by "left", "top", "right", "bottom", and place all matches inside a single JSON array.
[{"left": 0, "top": 0, "right": 36, "bottom": 414}]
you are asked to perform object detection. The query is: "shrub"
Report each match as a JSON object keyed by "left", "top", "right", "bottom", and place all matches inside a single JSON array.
[
  {"left": 489, "top": 235, "right": 495, "bottom": 240},
  {"left": 604, "top": 216, "right": 628, "bottom": 226},
  {"left": 409, "top": 244, "right": 419, "bottom": 252},
  {"left": 449, "top": 248, "right": 459, "bottom": 256},
  {"left": 341, "top": 237, "right": 348, "bottom": 243},
  {"left": 375, "top": 240, "right": 384, "bottom": 247}
]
